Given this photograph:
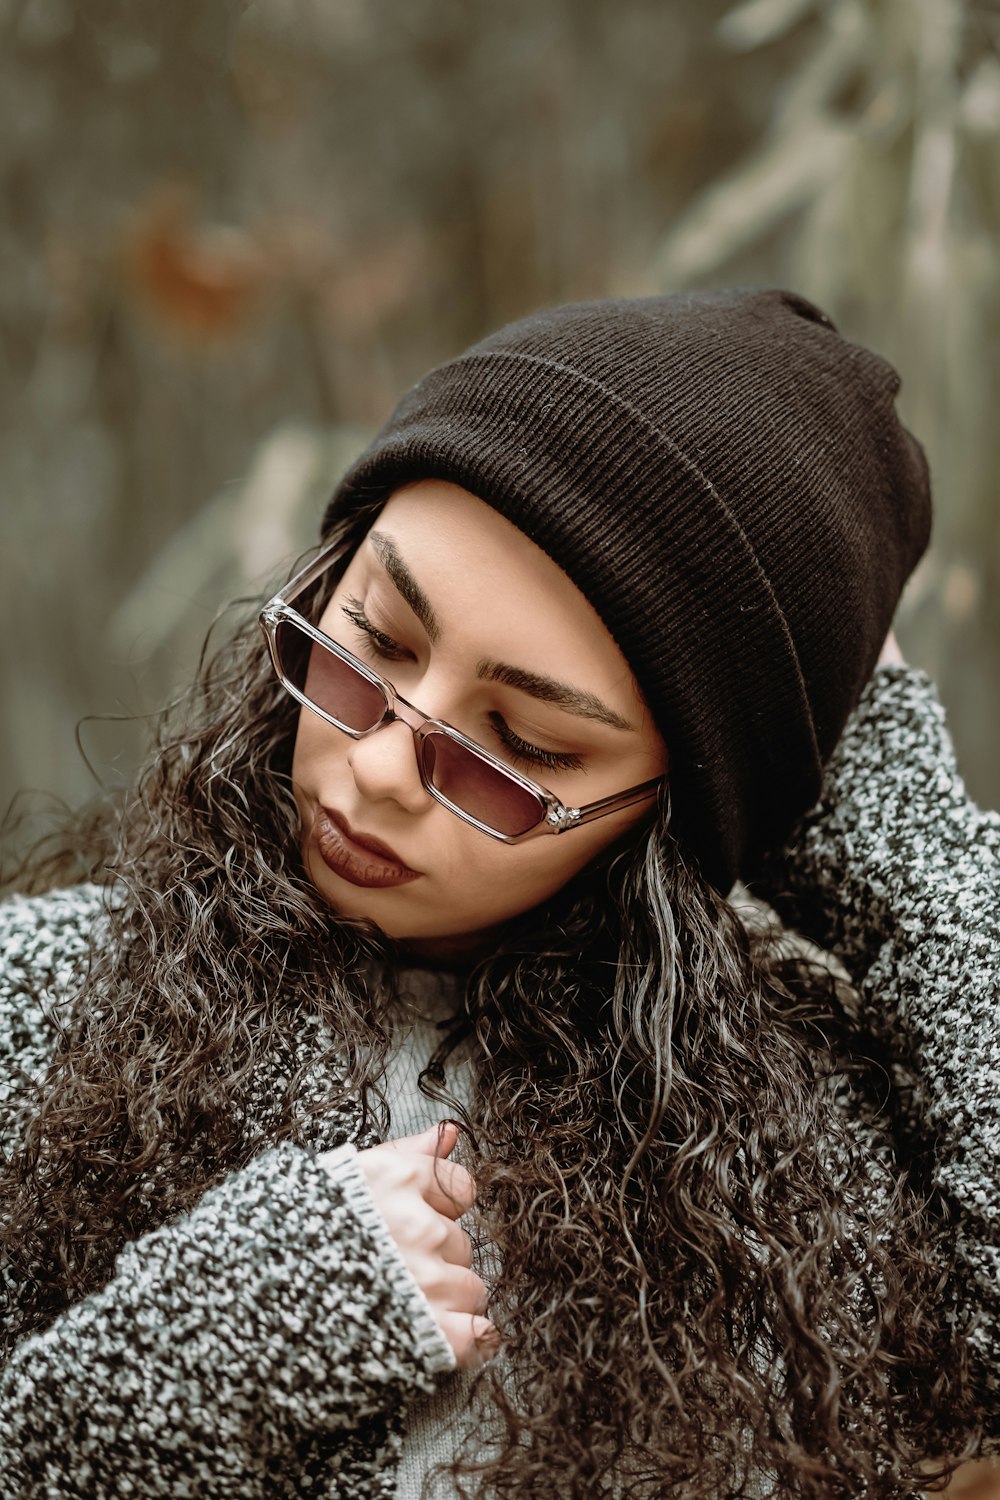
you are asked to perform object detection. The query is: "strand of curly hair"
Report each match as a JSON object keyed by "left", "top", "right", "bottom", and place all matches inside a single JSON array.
[{"left": 0, "top": 511, "right": 982, "bottom": 1497}]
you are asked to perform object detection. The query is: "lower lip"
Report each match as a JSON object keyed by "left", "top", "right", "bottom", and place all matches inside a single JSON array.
[{"left": 313, "top": 809, "right": 421, "bottom": 889}]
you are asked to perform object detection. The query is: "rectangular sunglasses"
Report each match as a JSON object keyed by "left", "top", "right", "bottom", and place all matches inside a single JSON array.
[{"left": 259, "top": 545, "right": 664, "bottom": 844}]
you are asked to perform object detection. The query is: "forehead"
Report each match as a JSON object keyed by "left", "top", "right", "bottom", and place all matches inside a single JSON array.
[
  {"left": 358, "top": 480, "right": 606, "bottom": 634},
  {"left": 342, "top": 479, "right": 655, "bottom": 726}
]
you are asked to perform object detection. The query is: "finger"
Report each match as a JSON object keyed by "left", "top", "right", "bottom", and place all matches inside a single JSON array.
[
  {"left": 360, "top": 1145, "right": 476, "bottom": 1217},
  {"left": 438, "top": 1312, "right": 501, "bottom": 1371},
  {"left": 419, "top": 1157, "right": 477, "bottom": 1219},
  {"left": 433, "top": 1263, "right": 489, "bottom": 1315},
  {"left": 409, "top": 1253, "right": 487, "bottom": 1315},
  {"left": 438, "top": 1217, "right": 473, "bottom": 1270},
  {"left": 393, "top": 1120, "right": 458, "bottom": 1159},
  {"left": 387, "top": 1151, "right": 474, "bottom": 1217},
  {"left": 421, "top": 1212, "right": 474, "bottom": 1271}
]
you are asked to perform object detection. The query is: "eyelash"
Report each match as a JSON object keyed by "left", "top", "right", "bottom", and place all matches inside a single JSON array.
[
  {"left": 342, "top": 600, "right": 409, "bottom": 662},
  {"left": 340, "top": 599, "right": 584, "bottom": 775},
  {"left": 484, "top": 714, "right": 583, "bottom": 774}
]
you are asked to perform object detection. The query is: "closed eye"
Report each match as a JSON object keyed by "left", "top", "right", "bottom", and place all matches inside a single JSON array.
[
  {"left": 486, "top": 714, "right": 584, "bottom": 775},
  {"left": 342, "top": 600, "right": 412, "bottom": 663},
  {"left": 341, "top": 599, "right": 583, "bottom": 775}
]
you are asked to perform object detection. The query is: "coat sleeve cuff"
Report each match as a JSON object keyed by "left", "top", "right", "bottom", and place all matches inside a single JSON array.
[{"left": 317, "top": 1143, "right": 457, "bottom": 1379}]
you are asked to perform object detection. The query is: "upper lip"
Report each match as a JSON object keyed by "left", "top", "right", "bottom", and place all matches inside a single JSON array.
[{"left": 322, "top": 807, "right": 418, "bottom": 872}]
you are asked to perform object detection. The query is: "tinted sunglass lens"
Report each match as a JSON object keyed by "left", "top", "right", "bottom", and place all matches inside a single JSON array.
[
  {"left": 424, "top": 732, "right": 544, "bottom": 837},
  {"left": 274, "top": 619, "right": 386, "bottom": 731}
]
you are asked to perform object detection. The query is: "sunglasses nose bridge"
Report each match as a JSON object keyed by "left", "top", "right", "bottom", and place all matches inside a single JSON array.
[
  {"left": 381, "top": 684, "right": 435, "bottom": 737},
  {"left": 380, "top": 691, "right": 481, "bottom": 816},
  {"left": 376, "top": 691, "right": 439, "bottom": 784}
]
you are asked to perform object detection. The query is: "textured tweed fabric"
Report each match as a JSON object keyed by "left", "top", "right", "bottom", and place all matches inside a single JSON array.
[{"left": 0, "top": 666, "right": 998, "bottom": 1497}]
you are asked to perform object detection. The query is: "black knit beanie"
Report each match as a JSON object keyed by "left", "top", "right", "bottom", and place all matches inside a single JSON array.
[{"left": 321, "top": 288, "right": 931, "bottom": 893}]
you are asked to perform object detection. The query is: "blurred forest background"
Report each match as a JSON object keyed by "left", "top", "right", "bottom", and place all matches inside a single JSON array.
[{"left": 2, "top": 0, "right": 999, "bottom": 862}]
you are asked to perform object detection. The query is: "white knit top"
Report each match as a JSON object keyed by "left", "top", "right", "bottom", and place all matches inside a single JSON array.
[{"left": 382, "top": 964, "right": 487, "bottom": 1498}]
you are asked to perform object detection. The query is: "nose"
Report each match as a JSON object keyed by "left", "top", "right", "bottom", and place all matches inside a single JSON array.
[{"left": 347, "top": 717, "right": 431, "bottom": 814}]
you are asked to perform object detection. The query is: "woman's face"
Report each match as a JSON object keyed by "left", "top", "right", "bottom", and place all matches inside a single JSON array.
[{"left": 291, "top": 480, "right": 668, "bottom": 956}]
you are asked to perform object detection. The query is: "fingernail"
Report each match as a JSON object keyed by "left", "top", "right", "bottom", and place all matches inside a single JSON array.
[{"left": 473, "top": 1317, "right": 501, "bottom": 1361}]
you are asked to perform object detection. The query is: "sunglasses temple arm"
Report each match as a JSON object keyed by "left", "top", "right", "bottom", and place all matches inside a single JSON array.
[
  {"left": 570, "top": 777, "right": 665, "bottom": 828},
  {"left": 270, "top": 542, "right": 349, "bottom": 606}
]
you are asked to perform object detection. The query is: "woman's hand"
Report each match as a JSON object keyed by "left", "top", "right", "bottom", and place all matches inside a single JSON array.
[
  {"left": 877, "top": 627, "right": 905, "bottom": 666},
  {"left": 353, "top": 1121, "right": 498, "bottom": 1370}
]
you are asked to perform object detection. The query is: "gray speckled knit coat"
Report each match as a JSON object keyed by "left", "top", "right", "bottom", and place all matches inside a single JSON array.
[{"left": 0, "top": 667, "right": 998, "bottom": 1497}]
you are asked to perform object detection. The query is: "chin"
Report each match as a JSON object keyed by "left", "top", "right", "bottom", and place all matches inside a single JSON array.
[{"left": 306, "top": 863, "right": 504, "bottom": 958}]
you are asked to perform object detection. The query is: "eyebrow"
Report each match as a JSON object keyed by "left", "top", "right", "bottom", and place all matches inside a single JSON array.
[
  {"left": 368, "top": 530, "right": 634, "bottom": 732},
  {"left": 369, "top": 531, "right": 442, "bottom": 642},
  {"left": 476, "top": 660, "right": 633, "bottom": 732}
]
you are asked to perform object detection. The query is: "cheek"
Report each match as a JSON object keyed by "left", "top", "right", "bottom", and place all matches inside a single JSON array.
[
  {"left": 444, "top": 813, "right": 630, "bottom": 921},
  {"left": 291, "top": 704, "right": 342, "bottom": 783}
]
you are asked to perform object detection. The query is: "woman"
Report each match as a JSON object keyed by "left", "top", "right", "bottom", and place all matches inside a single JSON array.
[{"left": 0, "top": 289, "right": 997, "bottom": 1498}]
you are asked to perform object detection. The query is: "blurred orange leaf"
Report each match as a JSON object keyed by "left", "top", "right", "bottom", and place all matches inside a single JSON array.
[{"left": 123, "top": 184, "right": 271, "bottom": 344}]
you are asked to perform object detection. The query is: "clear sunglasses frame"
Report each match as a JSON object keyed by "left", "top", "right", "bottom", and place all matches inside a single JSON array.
[{"left": 258, "top": 543, "right": 666, "bottom": 845}]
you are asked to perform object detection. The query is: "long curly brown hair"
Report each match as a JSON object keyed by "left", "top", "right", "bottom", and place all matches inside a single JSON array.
[{"left": 0, "top": 510, "right": 982, "bottom": 1497}]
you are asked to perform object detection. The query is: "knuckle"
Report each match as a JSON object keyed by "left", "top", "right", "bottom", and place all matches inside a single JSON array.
[
  {"left": 368, "top": 1152, "right": 413, "bottom": 1193},
  {"left": 394, "top": 1205, "right": 434, "bottom": 1250},
  {"left": 428, "top": 1216, "right": 451, "bottom": 1253},
  {"left": 406, "top": 1250, "right": 437, "bottom": 1292}
]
